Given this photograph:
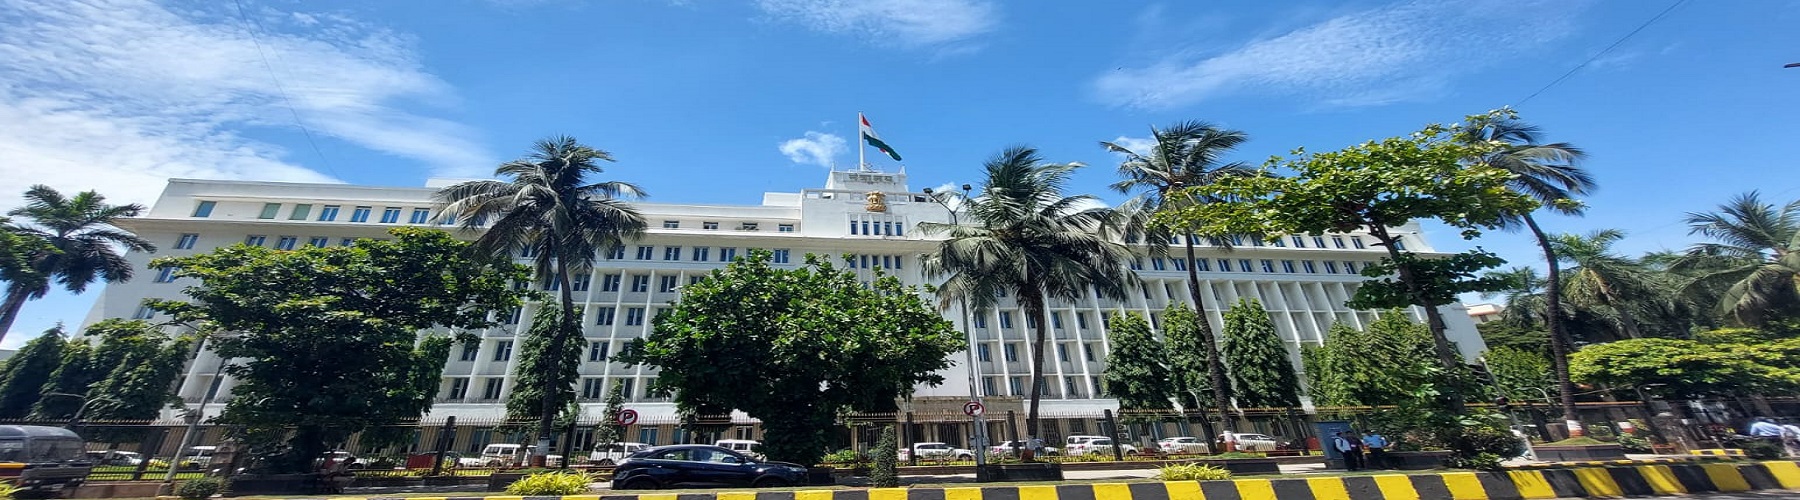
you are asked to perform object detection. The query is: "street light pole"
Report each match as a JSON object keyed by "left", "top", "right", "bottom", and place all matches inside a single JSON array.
[
  {"left": 924, "top": 184, "right": 987, "bottom": 467},
  {"left": 164, "top": 360, "right": 227, "bottom": 486}
]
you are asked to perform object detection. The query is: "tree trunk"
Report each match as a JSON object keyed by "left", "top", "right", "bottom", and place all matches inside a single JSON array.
[
  {"left": 0, "top": 285, "right": 31, "bottom": 347},
  {"left": 1367, "top": 225, "right": 1465, "bottom": 411},
  {"left": 535, "top": 254, "right": 579, "bottom": 465},
  {"left": 1022, "top": 288, "right": 1049, "bottom": 442},
  {"left": 1182, "top": 238, "right": 1235, "bottom": 442},
  {"left": 1523, "top": 213, "right": 1583, "bottom": 436}
]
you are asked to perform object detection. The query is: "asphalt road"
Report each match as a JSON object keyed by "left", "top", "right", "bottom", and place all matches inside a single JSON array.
[{"left": 1592, "top": 493, "right": 1800, "bottom": 499}]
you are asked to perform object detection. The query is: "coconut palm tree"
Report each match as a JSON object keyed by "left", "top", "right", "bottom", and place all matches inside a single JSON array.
[
  {"left": 1461, "top": 116, "right": 1591, "bottom": 433},
  {"left": 1552, "top": 229, "right": 1660, "bottom": 340},
  {"left": 1481, "top": 267, "right": 1551, "bottom": 327},
  {"left": 1674, "top": 191, "right": 1800, "bottom": 326},
  {"left": 0, "top": 186, "right": 154, "bottom": 345},
  {"left": 1103, "top": 121, "right": 1252, "bottom": 433},
  {"left": 920, "top": 146, "right": 1139, "bottom": 440},
  {"left": 435, "top": 136, "right": 647, "bottom": 461}
]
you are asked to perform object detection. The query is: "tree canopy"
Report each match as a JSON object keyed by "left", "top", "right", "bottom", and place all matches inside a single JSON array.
[
  {"left": 1302, "top": 314, "right": 1444, "bottom": 409},
  {"left": 619, "top": 250, "right": 962, "bottom": 465},
  {"left": 1101, "top": 312, "right": 1174, "bottom": 420},
  {"left": 1569, "top": 334, "right": 1800, "bottom": 398},
  {"left": 149, "top": 227, "right": 530, "bottom": 473},
  {"left": 1220, "top": 299, "right": 1302, "bottom": 409}
]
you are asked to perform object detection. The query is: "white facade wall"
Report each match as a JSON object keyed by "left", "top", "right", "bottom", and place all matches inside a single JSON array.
[{"left": 86, "top": 172, "right": 1488, "bottom": 423}]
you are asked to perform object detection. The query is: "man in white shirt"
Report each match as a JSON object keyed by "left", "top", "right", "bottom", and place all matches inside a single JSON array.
[{"left": 1334, "top": 432, "right": 1364, "bottom": 470}]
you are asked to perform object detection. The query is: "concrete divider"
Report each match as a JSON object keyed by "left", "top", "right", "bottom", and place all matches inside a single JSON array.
[{"left": 353, "top": 461, "right": 1800, "bottom": 500}]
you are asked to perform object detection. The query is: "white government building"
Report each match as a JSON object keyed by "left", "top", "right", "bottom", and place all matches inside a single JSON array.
[{"left": 85, "top": 170, "right": 1486, "bottom": 448}]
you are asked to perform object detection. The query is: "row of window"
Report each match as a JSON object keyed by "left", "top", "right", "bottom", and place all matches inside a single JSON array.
[
  {"left": 489, "top": 305, "right": 657, "bottom": 327},
  {"left": 847, "top": 215, "right": 906, "bottom": 237},
  {"left": 192, "top": 201, "right": 442, "bottom": 224},
  {"left": 1132, "top": 257, "right": 1377, "bottom": 276},
  {"left": 661, "top": 220, "right": 795, "bottom": 232},
  {"left": 980, "top": 376, "right": 1101, "bottom": 399},
  {"left": 443, "top": 376, "right": 663, "bottom": 401},
  {"left": 1133, "top": 233, "right": 1406, "bottom": 251},
  {"left": 975, "top": 342, "right": 1102, "bottom": 364},
  {"left": 456, "top": 339, "right": 627, "bottom": 364},
  {"left": 610, "top": 245, "right": 777, "bottom": 264}
]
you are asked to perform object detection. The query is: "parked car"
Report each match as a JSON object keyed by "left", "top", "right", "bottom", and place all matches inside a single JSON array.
[
  {"left": 85, "top": 450, "right": 145, "bottom": 466},
  {"left": 459, "top": 444, "right": 563, "bottom": 467},
  {"left": 987, "top": 440, "right": 1059, "bottom": 457},
  {"left": 314, "top": 450, "right": 365, "bottom": 470},
  {"left": 587, "top": 442, "right": 650, "bottom": 465},
  {"left": 0, "top": 425, "right": 92, "bottom": 493},
  {"left": 1157, "top": 436, "right": 1211, "bottom": 454},
  {"left": 178, "top": 446, "right": 217, "bottom": 470},
  {"left": 611, "top": 444, "right": 808, "bottom": 490},
  {"left": 1063, "top": 435, "right": 1137, "bottom": 456},
  {"left": 1223, "top": 433, "right": 1283, "bottom": 452},
  {"left": 898, "top": 442, "right": 973, "bottom": 461},
  {"left": 713, "top": 439, "right": 763, "bottom": 460}
]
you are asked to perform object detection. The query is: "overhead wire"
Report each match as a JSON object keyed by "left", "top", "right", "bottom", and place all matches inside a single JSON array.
[
  {"left": 1514, "top": 0, "right": 1690, "bottom": 107},
  {"left": 231, "top": 0, "right": 340, "bottom": 178}
]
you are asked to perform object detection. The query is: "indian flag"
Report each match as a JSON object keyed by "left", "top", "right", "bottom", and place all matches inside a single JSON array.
[{"left": 859, "top": 114, "right": 903, "bottom": 161}]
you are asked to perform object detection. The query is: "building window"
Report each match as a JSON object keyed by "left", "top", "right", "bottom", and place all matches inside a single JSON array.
[
  {"left": 626, "top": 307, "right": 646, "bottom": 326},
  {"left": 692, "top": 247, "right": 710, "bottom": 261},
  {"left": 318, "top": 205, "right": 341, "bottom": 221},
  {"left": 664, "top": 246, "right": 681, "bottom": 261},
  {"left": 1084, "top": 344, "right": 1097, "bottom": 362},
  {"left": 1195, "top": 258, "right": 1210, "bottom": 272},
  {"left": 636, "top": 246, "right": 654, "bottom": 260},
  {"left": 448, "top": 378, "right": 469, "bottom": 400},
  {"left": 192, "top": 201, "right": 216, "bottom": 218},
  {"left": 1325, "top": 261, "right": 1339, "bottom": 274},
  {"left": 773, "top": 249, "right": 790, "bottom": 264},
  {"left": 1051, "top": 313, "right": 1063, "bottom": 328},
  {"left": 275, "top": 236, "right": 298, "bottom": 250},
  {"left": 289, "top": 204, "right": 312, "bottom": 220},
  {"left": 1314, "top": 236, "right": 1328, "bottom": 248},
  {"left": 1303, "top": 261, "right": 1317, "bottom": 273},
  {"left": 1238, "top": 259, "right": 1253, "bottom": 273},
  {"left": 174, "top": 233, "right": 199, "bottom": 250},
  {"left": 349, "top": 206, "right": 372, "bottom": 223},
  {"left": 1066, "top": 378, "right": 1081, "bottom": 398},
  {"left": 595, "top": 307, "right": 616, "bottom": 325},
  {"left": 630, "top": 275, "right": 649, "bottom": 293},
  {"left": 132, "top": 303, "right": 156, "bottom": 320},
  {"left": 602, "top": 275, "right": 621, "bottom": 292},
  {"left": 739, "top": 222, "right": 759, "bottom": 231},
  {"left": 778, "top": 224, "right": 795, "bottom": 232},
  {"left": 1287, "top": 235, "right": 1304, "bottom": 248},
  {"left": 663, "top": 220, "right": 679, "bottom": 229},
  {"left": 977, "top": 344, "right": 991, "bottom": 362},
  {"left": 1393, "top": 238, "right": 1407, "bottom": 251},
  {"left": 1261, "top": 260, "right": 1276, "bottom": 273},
  {"left": 1010, "top": 377, "right": 1025, "bottom": 396},
  {"left": 1151, "top": 258, "right": 1165, "bottom": 271},
  {"left": 974, "top": 316, "right": 987, "bottom": 329},
  {"left": 1333, "top": 236, "right": 1346, "bottom": 249},
  {"left": 984, "top": 378, "right": 999, "bottom": 397},
  {"left": 244, "top": 235, "right": 267, "bottom": 247},
  {"left": 589, "top": 341, "right": 609, "bottom": 362},
  {"left": 543, "top": 276, "right": 562, "bottom": 291},
  {"left": 1172, "top": 258, "right": 1187, "bottom": 271},
  {"left": 1076, "top": 312, "right": 1089, "bottom": 329},
  {"left": 1344, "top": 261, "right": 1359, "bottom": 274},
  {"left": 659, "top": 275, "right": 677, "bottom": 293},
  {"left": 494, "top": 341, "right": 514, "bottom": 362},
  {"left": 1057, "top": 344, "right": 1070, "bottom": 362},
  {"left": 999, "top": 312, "right": 1013, "bottom": 328},
  {"left": 1129, "top": 258, "right": 1142, "bottom": 271},
  {"left": 582, "top": 378, "right": 604, "bottom": 399},
  {"left": 410, "top": 208, "right": 431, "bottom": 224},
  {"left": 720, "top": 247, "right": 738, "bottom": 262},
  {"left": 1272, "top": 238, "right": 1286, "bottom": 248},
  {"left": 572, "top": 274, "right": 592, "bottom": 292},
  {"left": 306, "top": 236, "right": 327, "bottom": 248},
  {"left": 604, "top": 246, "right": 625, "bottom": 259},
  {"left": 1351, "top": 236, "right": 1365, "bottom": 249},
  {"left": 380, "top": 207, "right": 401, "bottom": 224},
  {"left": 1027, "top": 315, "right": 1039, "bottom": 329},
  {"left": 258, "top": 203, "right": 281, "bottom": 219},
  {"left": 1003, "top": 344, "right": 1018, "bottom": 362},
  {"left": 482, "top": 378, "right": 503, "bottom": 400},
  {"left": 619, "top": 379, "right": 637, "bottom": 403},
  {"left": 505, "top": 308, "right": 522, "bottom": 324},
  {"left": 459, "top": 343, "right": 479, "bottom": 361},
  {"left": 689, "top": 276, "right": 703, "bottom": 285},
  {"left": 703, "top": 221, "right": 719, "bottom": 230},
  {"left": 1281, "top": 260, "right": 1296, "bottom": 273}
]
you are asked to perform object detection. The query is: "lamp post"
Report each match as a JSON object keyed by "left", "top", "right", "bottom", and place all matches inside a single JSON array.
[
  {"left": 923, "top": 183, "right": 988, "bottom": 466},
  {"left": 164, "top": 359, "right": 228, "bottom": 487}
]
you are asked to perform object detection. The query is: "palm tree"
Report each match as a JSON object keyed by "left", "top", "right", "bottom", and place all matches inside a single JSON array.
[
  {"left": 1103, "top": 121, "right": 1252, "bottom": 435},
  {"left": 435, "top": 136, "right": 647, "bottom": 461},
  {"left": 1674, "top": 191, "right": 1800, "bottom": 326},
  {"left": 1461, "top": 116, "right": 1591, "bottom": 433},
  {"left": 1480, "top": 267, "right": 1551, "bottom": 327},
  {"left": 920, "top": 146, "right": 1139, "bottom": 441},
  {"left": 1552, "top": 229, "right": 1660, "bottom": 340},
  {"left": 0, "top": 186, "right": 154, "bottom": 345}
]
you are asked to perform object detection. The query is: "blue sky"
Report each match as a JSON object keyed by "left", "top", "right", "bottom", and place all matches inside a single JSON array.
[{"left": 2, "top": 0, "right": 1798, "bottom": 348}]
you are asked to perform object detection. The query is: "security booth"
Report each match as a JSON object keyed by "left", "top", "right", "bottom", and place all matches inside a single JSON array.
[{"left": 0, "top": 425, "right": 93, "bottom": 492}]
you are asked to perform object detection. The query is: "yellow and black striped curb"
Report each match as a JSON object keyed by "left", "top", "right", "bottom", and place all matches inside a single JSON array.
[
  {"left": 1507, "top": 455, "right": 1739, "bottom": 469},
  {"left": 356, "top": 461, "right": 1800, "bottom": 500},
  {"left": 1691, "top": 448, "right": 1748, "bottom": 457}
]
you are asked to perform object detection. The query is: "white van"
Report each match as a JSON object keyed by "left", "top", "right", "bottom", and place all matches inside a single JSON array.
[
  {"left": 461, "top": 444, "right": 564, "bottom": 467},
  {"left": 713, "top": 439, "right": 762, "bottom": 460},
  {"left": 587, "top": 442, "right": 649, "bottom": 465}
]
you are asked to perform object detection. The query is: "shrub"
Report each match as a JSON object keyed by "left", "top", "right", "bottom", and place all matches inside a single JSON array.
[
  {"left": 1154, "top": 463, "right": 1232, "bottom": 481},
  {"left": 870, "top": 426, "right": 900, "bottom": 488},
  {"left": 1616, "top": 435, "right": 1652, "bottom": 453},
  {"left": 1, "top": 482, "right": 20, "bottom": 500},
  {"left": 504, "top": 471, "right": 593, "bottom": 496},
  {"left": 176, "top": 477, "right": 224, "bottom": 500},
  {"left": 820, "top": 449, "right": 862, "bottom": 465},
  {"left": 1445, "top": 453, "right": 1504, "bottom": 471},
  {"left": 1738, "top": 439, "right": 1782, "bottom": 460}
]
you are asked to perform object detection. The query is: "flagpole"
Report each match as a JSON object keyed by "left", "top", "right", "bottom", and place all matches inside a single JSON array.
[{"left": 857, "top": 112, "right": 866, "bottom": 171}]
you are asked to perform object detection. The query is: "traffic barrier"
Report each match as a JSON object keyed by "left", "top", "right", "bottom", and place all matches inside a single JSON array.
[{"left": 1690, "top": 448, "right": 1748, "bottom": 457}]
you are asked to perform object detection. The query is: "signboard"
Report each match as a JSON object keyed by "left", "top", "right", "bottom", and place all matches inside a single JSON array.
[
  {"left": 617, "top": 409, "right": 639, "bottom": 426},
  {"left": 963, "top": 401, "right": 985, "bottom": 417}
]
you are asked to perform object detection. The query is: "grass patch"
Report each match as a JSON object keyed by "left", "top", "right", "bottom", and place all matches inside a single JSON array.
[{"left": 1544, "top": 437, "right": 1611, "bottom": 446}]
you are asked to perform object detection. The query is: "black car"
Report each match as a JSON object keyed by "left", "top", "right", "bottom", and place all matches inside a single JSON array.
[{"left": 610, "top": 444, "right": 808, "bottom": 490}]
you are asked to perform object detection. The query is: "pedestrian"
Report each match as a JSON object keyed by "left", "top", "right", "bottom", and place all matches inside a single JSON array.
[
  {"left": 1219, "top": 430, "right": 1238, "bottom": 453},
  {"left": 1334, "top": 432, "right": 1364, "bottom": 471},
  {"left": 1361, "top": 430, "right": 1389, "bottom": 469},
  {"left": 1780, "top": 422, "right": 1800, "bottom": 458}
]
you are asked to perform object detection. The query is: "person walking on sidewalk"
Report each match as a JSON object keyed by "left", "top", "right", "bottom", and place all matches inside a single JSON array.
[
  {"left": 1362, "top": 430, "right": 1389, "bottom": 469},
  {"left": 1334, "top": 432, "right": 1364, "bottom": 470}
]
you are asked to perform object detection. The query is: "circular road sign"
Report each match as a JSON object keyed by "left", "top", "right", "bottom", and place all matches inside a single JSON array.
[
  {"left": 618, "top": 409, "right": 639, "bottom": 426},
  {"left": 963, "top": 401, "right": 985, "bottom": 417}
]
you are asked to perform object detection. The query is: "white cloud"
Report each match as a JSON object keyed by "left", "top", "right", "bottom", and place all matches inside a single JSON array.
[
  {"left": 778, "top": 131, "right": 847, "bottom": 168},
  {"left": 1106, "top": 136, "right": 1158, "bottom": 157},
  {"left": 0, "top": 0, "right": 492, "bottom": 211},
  {"left": 1095, "top": 0, "right": 1587, "bottom": 109},
  {"left": 754, "top": 0, "right": 998, "bottom": 48}
]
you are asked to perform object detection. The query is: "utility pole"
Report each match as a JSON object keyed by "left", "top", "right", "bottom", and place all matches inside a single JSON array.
[{"left": 923, "top": 183, "right": 988, "bottom": 467}]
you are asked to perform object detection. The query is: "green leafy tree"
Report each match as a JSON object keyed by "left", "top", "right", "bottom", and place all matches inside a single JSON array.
[
  {"left": 1101, "top": 313, "right": 1174, "bottom": 421},
  {"left": 920, "top": 146, "right": 1138, "bottom": 439},
  {"left": 1163, "top": 304, "right": 1221, "bottom": 435},
  {"left": 149, "top": 227, "right": 530, "bottom": 473},
  {"left": 0, "top": 224, "right": 54, "bottom": 313},
  {"left": 31, "top": 339, "right": 96, "bottom": 418},
  {"left": 870, "top": 426, "right": 899, "bottom": 487},
  {"left": 504, "top": 305, "right": 582, "bottom": 430},
  {"left": 0, "top": 186, "right": 154, "bottom": 345},
  {"left": 619, "top": 251, "right": 962, "bottom": 465},
  {"left": 1673, "top": 191, "right": 1800, "bottom": 326},
  {"left": 1570, "top": 337, "right": 1800, "bottom": 398},
  {"left": 595, "top": 383, "right": 626, "bottom": 449},
  {"left": 1474, "top": 321, "right": 1550, "bottom": 358},
  {"left": 1168, "top": 114, "right": 1536, "bottom": 408},
  {"left": 1302, "top": 315, "right": 1442, "bottom": 408},
  {"left": 1483, "top": 347, "right": 1554, "bottom": 402},
  {"left": 1552, "top": 229, "right": 1661, "bottom": 340},
  {"left": 436, "top": 136, "right": 648, "bottom": 458},
  {"left": 0, "top": 327, "right": 66, "bottom": 418},
  {"left": 1106, "top": 121, "right": 1254, "bottom": 427},
  {"left": 80, "top": 321, "right": 191, "bottom": 442},
  {"left": 1220, "top": 299, "right": 1301, "bottom": 410}
]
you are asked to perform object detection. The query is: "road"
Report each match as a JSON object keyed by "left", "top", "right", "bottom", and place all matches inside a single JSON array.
[{"left": 1591, "top": 494, "right": 1800, "bottom": 499}]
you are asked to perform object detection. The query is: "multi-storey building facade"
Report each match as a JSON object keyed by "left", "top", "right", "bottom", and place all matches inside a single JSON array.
[{"left": 87, "top": 170, "right": 1486, "bottom": 447}]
